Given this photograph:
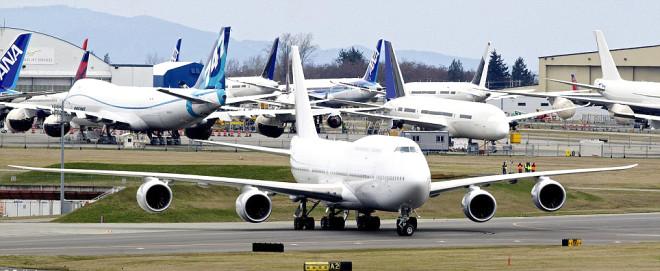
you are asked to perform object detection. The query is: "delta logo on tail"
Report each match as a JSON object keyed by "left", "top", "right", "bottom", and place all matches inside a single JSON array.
[
  {"left": 0, "top": 33, "right": 31, "bottom": 91},
  {"left": 571, "top": 73, "right": 578, "bottom": 91}
]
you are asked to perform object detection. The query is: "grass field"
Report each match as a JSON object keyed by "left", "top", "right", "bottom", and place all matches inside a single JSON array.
[
  {"left": 1, "top": 148, "right": 660, "bottom": 222},
  {"left": 1, "top": 243, "right": 659, "bottom": 270}
]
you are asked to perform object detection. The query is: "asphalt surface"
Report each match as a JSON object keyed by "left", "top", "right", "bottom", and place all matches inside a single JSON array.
[{"left": 1, "top": 213, "right": 659, "bottom": 255}]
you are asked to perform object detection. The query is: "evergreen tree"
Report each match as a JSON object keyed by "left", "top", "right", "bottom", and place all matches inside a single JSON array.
[
  {"left": 336, "top": 47, "right": 366, "bottom": 65},
  {"left": 486, "top": 50, "right": 510, "bottom": 89},
  {"left": 511, "top": 57, "right": 535, "bottom": 86},
  {"left": 447, "top": 59, "right": 464, "bottom": 81}
]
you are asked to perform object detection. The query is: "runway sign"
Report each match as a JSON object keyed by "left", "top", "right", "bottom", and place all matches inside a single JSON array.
[
  {"left": 252, "top": 242, "right": 284, "bottom": 252},
  {"left": 304, "top": 261, "right": 352, "bottom": 271},
  {"left": 562, "top": 238, "right": 583, "bottom": 247}
]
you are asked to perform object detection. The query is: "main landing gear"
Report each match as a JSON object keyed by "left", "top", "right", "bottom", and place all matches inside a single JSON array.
[
  {"left": 293, "top": 198, "right": 318, "bottom": 230},
  {"left": 320, "top": 207, "right": 346, "bottom": 230},
  {"left": 396, "top": 207, "right": 417, "bottom": 236},
  {"left": 356, "top": 212, "right": 380, "bottom": 231}
]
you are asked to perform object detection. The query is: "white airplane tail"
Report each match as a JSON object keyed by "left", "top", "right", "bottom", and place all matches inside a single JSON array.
[
  {"left": 291, "top": 46, "right": 318, "bottom": 139},
  {"left": 594, "top": 30, "right": 622, "bottom": 81},
  {"left": 471, "top": 41, "right": 492, "bottom": 88}
]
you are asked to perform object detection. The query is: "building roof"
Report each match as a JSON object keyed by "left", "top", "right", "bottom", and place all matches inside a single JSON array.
[{"left": 539, "top": 44, "right": 660, "bottom": 59}]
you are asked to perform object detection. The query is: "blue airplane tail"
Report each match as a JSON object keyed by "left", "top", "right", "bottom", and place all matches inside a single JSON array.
[
  {"left": 0, "top": 33, "right": 31, "bottom": 91},
  {"left": 383, "top": 40, "right": 405, "bottom": 100},
  {"left": 261, "top": 37, "right": 279, "bottom": 80},
  {"left": 170, "top": 38, "right": 182, "bottom": 62},
  {"left": 362, "top": 39, "right": 383, "bottom": 83},
  {"left": 194, "top": 27, "right": 230, "bottom": 91}
]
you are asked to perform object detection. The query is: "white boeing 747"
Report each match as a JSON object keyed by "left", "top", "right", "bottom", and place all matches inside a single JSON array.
[
  {"left": 340, "top": 40, "right": 577, "bottom": 141},
  {"left": 11, "top": 46, "right": 636, "bottom": 236}
]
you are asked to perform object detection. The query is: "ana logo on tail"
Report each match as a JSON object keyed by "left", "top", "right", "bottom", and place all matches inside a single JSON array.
[{"left": 0, "top": 44, "right": 25, "bottom": 81}]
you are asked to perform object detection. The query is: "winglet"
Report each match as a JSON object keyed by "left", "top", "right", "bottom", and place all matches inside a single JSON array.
[
  {"left": 0, "top": 33, "right": 31, "bottom": 91},
  {"left": 261, "top": 37, "right": 279, "bottom": 80},
  {"left": 383, "top": 40, "right": 406, "bottom": 100},
  {"left": 362, "top": 39, "right": 383, "bottom": 83},
  {"left": 291, "top": 46, "right": 318, "bottom": 139},
  {"left": 594, "top": 30, "right": 621, "bottom": 81},
  {"left": 471, "top": 41, "right": 492, "bottom": 88}
]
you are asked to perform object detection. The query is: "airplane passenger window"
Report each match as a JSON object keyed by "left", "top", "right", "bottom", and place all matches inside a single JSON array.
[
  {"left": 395, "top": 146, "right": 417, "bottom": 152},
  {"left": 459, "top": 114, "right": 472, "bottom": 119}
]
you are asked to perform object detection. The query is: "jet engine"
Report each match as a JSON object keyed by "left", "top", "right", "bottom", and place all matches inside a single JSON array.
[
  {"left": 4, "top": 108, "right": 35, "bottom": 133},
  {"left": 136, "top": 177, "right": 173, "bottom": 213},
  {"left": 43, "top": 114, "right": 71, "bottom": 137},
  {"left": 461, "top": 186, "right": 497, "bottom": 222},
  {"left": 326, "top": 113, "right": 342, "bottom": 129},
  {"left": 235, "top": 187, "right": 272, "bottom": 223},
  {"left": 531, "top": 176, "right": 566, "bottom": 212},
  {"left": 256, "top": 115, "right": 285, "bottom": 138},
  {"left": 608, "top": 103, "right": 635, "bottom": 125},
  {"left": 551, "top": 97, "right": 576, "bottom": 120},
  {"left": 184, "top": 121, "right": 214, "bottom": 140}
]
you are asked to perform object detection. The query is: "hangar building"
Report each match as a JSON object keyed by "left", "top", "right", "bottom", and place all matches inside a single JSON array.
[
  {"left": 0, "top": 27, "right": 153, "bottom": 93},
  {"left": 538, "top": 44, "right": 660, "bottom": 91}
]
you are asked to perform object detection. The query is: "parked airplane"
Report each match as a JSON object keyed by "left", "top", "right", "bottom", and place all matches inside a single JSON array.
[
  {"left": 0, "top": 27, "right": 259, "bottom": 140},
  {"left": 0, "top": 33, "right": 32, "bottom": 101},
  {"left": 282, "top": 39, "right": 385, "bottom": 103},
  {"left": 11, "top": 46, "right": 636, "bottom": 236},
  {"left": 340, "top": 40, "right": 575, "bottom": 141},
  {"left": 404, "top": 42, "right": 506, "bottom": 102},
  {"left": 507, "top": 30, "right": 660, "bottom": 127},
  {"left": 225, "top": 37, "right": 280, "bottom": 97}
]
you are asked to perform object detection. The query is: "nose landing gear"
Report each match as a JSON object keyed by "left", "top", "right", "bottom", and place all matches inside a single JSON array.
[{"left": 396, "top": 207, "right": 417, "bottom": 236}]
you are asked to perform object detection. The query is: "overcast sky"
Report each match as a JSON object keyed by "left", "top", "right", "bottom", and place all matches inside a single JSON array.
[{"left": 3, "top": 0, "right": 660, "bottom": 67}]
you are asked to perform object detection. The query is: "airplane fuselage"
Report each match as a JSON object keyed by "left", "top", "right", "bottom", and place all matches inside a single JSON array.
[
  {"left": 289, "top": 135, "right": 430, "bottom": 212},
  {"left": 405, "top": 82, "right": 490, "bottom": 102},
  {"left": 596, "top": 79, "right": 660, "bottom": 106},
  {"left": 22, "top": 79, "right": 224, "bottom": 131},
  {"left": 285, "top": 78, "right": 382, "bottom": 103},
  {"left": 384, "top": 96, "right": 510, "bottom": 140},
  {"left": 226, "top": 77, "right": 278, "bottom": 97}
]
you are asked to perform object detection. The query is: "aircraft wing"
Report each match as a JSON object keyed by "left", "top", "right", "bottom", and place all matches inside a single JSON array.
[
  {"left": 225, "top": 92, "right": 283, "bottom": 105},
  {"left": 341, "top": 110, "right": 449, "bottom": 128},
  {"left": 204, "top": 108, "right": 339, "bottom": 121},
  {"left": 231, "top": 80, "right": 281, "bottom": 93},
  {"left": 506, "top": 105, "right": 584, "bottom": 122},
  {"left": 0, "top": 102, "right": 134, "bottom": 126},
  {"left": 9, "top": 165, "right": 343, "bottom": 202},
  {"left": 195, "top": 140, "right": 291, "bottom": 156},
  {"left": 429, "top": 164, "right": 637, "bottom": 196},
  {"left": 548, "top": 78, "right": 605, "bottom": 91}
]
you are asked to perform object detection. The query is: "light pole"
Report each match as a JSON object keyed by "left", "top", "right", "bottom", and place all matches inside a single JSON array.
[{"left": 59, "top": 94, "right": 70, "bottom": 215}]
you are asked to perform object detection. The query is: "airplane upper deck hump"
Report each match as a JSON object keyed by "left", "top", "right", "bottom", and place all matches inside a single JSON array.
[
  {"left": 384, "top": 40, "right": 406, "bottom": 100},
  {"left": 0, "top": 33, "right": 31, "bottom": 91},
  {"left": 261, "top": 37, "right": 279, "bottom": 80},
  {"left": 194, "top": 27, "right": 230, "bottom": 90},
  {"left": 594, "top": 30, "right": 622, "bottom": 81},
  {"left": 291, "top": 46, "right": 318, "bottom": 139},
  {"left": 362, "top": 39, "right": 383, "bottom": 83}
]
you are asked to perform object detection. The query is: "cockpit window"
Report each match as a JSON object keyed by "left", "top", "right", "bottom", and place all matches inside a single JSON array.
[{"left": 395, "top": 146, "right": 418, "bottom": 153}]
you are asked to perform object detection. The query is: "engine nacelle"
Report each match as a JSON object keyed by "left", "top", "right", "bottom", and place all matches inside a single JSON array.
[
  {"left": 461, "top": 187, "right": 497, "bottom": 223},
  {"left": 326, "top": 113, "right": 342, "bottom": 129},
  {"left": 136, "top": 177, "right": 173, "bottom": 213},
  {"left": 184, "top": 121, "right": 213, "bottom": 140},
  {"left": 43, "top": 114, "right": 71, "bottom": 137},
  {"left": 235, "top": 187, "right": 272, "bottom": 223},
  {"left": 608, "top": 103, "right": 635, "bottom": 125},
  {"left": 552, "top": 97, "right": 576, "bottom": 120},
  {"left": 256, "top": 115, "right": 285, "bottom": 138},
  {"left": 531, "top": 177, "right": 566, "bottom": 212},
  {"left": 4, "top": 108, "right": 35, "bottom": 133}
]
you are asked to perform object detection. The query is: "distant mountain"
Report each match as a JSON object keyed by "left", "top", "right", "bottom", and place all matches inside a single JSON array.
[{"left": 0, "top": 5, "right": 478, "bottom": 69}]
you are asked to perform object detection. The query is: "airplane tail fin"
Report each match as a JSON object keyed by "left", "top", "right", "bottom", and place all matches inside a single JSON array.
[
  {"left": 171, "top": 38, "right": 182, "bottom": 62},
  {"left": 74, "top": 51, "right": 90, "bottom": 82},
  {"left": 0, "top": 33, "right": 31, "bottom": 91},
  {"left": 383, "top": 40, "right": 406, "bottom": 100},
  {"left": 594, "top": 30, "right": 621, "bottom": 81},
  {"left": 81, "top": 38, "right": 88, "bottom": 51},
  {"left": 471, "top": 41, "right": 492, "bottom": 88},
  {"left": 260, "top": 37, "right": 279, "bottom": 80},
  {"left": 571, "top": 73, "right": 578, "bottom": 91},
  {"left": 362, "top": 39, "right": 383, "bottom": 83},
  {"left": 291, "top": 45, "right": 318, "bottom": 139},
  {"left": 194, "top": 27, "right": 230, "bottom": 92}
]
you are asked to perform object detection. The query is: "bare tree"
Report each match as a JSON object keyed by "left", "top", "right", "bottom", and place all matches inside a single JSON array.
[
  {"left": 275, "top": 32, "right": 318, "bottom": 82},
  {"left": 145, "top": 51, "right": 166, "bottom": 65}
]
